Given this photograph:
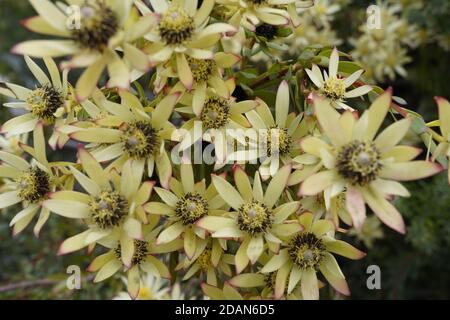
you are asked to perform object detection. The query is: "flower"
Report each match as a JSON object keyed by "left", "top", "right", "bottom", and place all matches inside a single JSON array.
[
  {"left": 434, "top": 96, "right": 450, "bottom": 185},
  {"left": 305, "top": 47, "right": 372, "bottom": 111},
  {"left": 348, "top": 215, "right": 384, "bottom": 249},
  {"left": 144, "top": 162, "right": 227, "bottom": 260},
  {"left": 114, "top": 274, "right": 189, "bottom": 300},
  {"left": 349, "top": 1, "right": 421, "bottom": 82},
  {"left": 245, "top": 80, "right": 305, "bottom": 179},
  {"left": 64, "top": 90, "right": 180, "bottom": 188},
  {"left": 177, "top": 238, "right": 234, "bottom": 286},
  {"left": 0, "top": 124, "right": 58, "bottom": 236},
  {"left": 88, "top": 222, "right": 171, "bottom": 300},
  {"left": 43, "top": 147, "right": 155, "bottom": 269},
  {"left": 286, "top": 0, "right": 343, "bottom": 53},
  {"left": 176, "top": 84, "right": 258, "bottom": 168},
  {"left": 299, "top": 194, "right": 353, "bottom": 228},
  {"left": 260, "top": 212, "right": 365, "bottom": 300},
  {"left": 0, "top": 57, "right": 68, "bottom": 135},
  {"left": 219, "top": 0, "right": 314, "bottom": 31},
  {"left": 114, "top": 274, "right": 171, "bottom": 300},
  {"left": 14, "top": 0, "right": 156, "bottom": 100},
  {"left": 197, "top": 164, "right": 302, "bottom": 273},
  {"left": 166, "top": 52, "right": 241, "bottom": 109},
  {"left": 298, "top": 90, "right": 443, "bottom": 233},
  {"left": 138, "top": 0, "right": 236, "bottom": 90}
]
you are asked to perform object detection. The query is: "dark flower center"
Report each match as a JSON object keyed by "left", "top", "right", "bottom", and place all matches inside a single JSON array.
[
  {"left": 16, "top": 167, "right": 51, "bottom": 203},
  {"left": 89, "top": 190, "right": 128, "bottom": 229},
  {"left": 255, "top": 24, "right": 277, "bottom": 40},
  {"left": 288, "top": 232, "right": 325, "bottom": 270},
  {"left": 197, "top": 247, "right": 212, "bottom": 271},
  {"left": 188, "top": 57, "right": 216, "bottom": 83},
  {"left": 122, "top": 121, "right": 161, "bottom": 159},
  {"left": 27, "top": 84, "right": 63, "bottom": 123},
  {"left": 175, "top": 192, "right": 209, "bottom": 225},
  {"left": 159, "top": 7, "right": 195, "bottom": 45},
  {"left": 237, "top": 200, "right": 273, "bottom": 235},
  {"left": 336, "top": 140, "right": 382, "bottom": 186},
  {"left": 71, "top": 0, "right": 119, "bottom": 51},
  {"left": 200, "top": 96, "right": 231, "bottom": 129},
  {"left": 323, "top": 77, "right": 346, "bottom": 101}
]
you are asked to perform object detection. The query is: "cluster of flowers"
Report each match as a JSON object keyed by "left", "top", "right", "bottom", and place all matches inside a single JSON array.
[
  {"left": 283, "top": 0, "right": 449, "bottom": 83},
  {"left": 349, "top": 0, "right": 423, "bottom": 82},
  {"left": 0, "top": 0, "right": 449, "bottom": 300},
  {"left": 287, "top": 0, "right": 345, "bottom": 53}
]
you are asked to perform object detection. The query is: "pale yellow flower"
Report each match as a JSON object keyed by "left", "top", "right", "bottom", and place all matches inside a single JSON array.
[
  {"left": 218, "top": 0, "right": 314, "bottom": 30},
  {"left": 0, "top": 124, "right": 59, "bottom": 236},
  {"left": 298, "top": 91, "right": 443, "bottom": 233},
  {"left": 61, "top": 90, "right": 180, "bottom": 188},
  {"left": 197, "top": 165, "right": 302, "bottom": 273},
  {"left": 176, "top": 82, "right": 258, "bottom": 168},
  {"left": 245, "top": 81, "right": 305, "bottom": 179},
  {"left": 260, "top": 212, "right": 365, "bottom": 299},
  {"left": 14, "top": 0, "right": 156, "bottom": 100},
  {"left": 0, "top": 57, "right": 68, "bottom": 135},
  {"left": 43, "top": 148, "right": 155, "bottom": 270},
  {"left": 177, "top": 238, "right": 234, "bottom": 286},
  {"left": 137, "top": 0, "right": 237, "bottom": 90},
  {"left": 144, "top": 162, "right": 228, "bottom": 262},
  {"left": 305, "top": 47, "right": 372, "bottom": 111},
  {"left": 88, "top": 222, "right": 171, "bottom": 300}
]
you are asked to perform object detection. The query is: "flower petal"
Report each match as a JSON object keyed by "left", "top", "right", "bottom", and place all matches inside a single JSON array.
[
  {"left": 319, "top": 253, "right": 350, "bottom": 296},
  {"left": 436, "top": 97, "right": 450, "bottom": 139},
  {"left": 58, "top": 230, "right": 91, "bottom": 255},
  {"left": 93, "top": 259, "right": 122, "bottom": 282},
  {"left": 12, "top": 40, "right": 78, "bottom": 57},
  {"left": 247, "top": 235, "right": 264, "bottom": 264},
  {"left": 365, "top": 89, "right": 392, "bottom": 140},
  {"left": 229, "top": 273, "right": 266, "bottom": 288},
  {"left": 313, "top": 95, "right": 346, "bottom": 147},
  {"left": 345, "top": 186, "right": 366, "bottom": 230},
  {"left": 362, "top": 188, "right": 406, "bottom": 234},
  {"left": 344, "top": 85, "right": 372, "bottom": 98},
  {"left": 176, "top": 53, "right": 193, "bottom": 90},
  {"left": 324, "top": 239, "right": 366, "bottom": 260},
  {"left": 264, "top": 164, "right": 291, "bottom": 208},
  {"left": 0, "top": 191, "right": 22, "bottom": 209},
  {"left": 261, "top": 249, "right": 289, "bottom": 273},
  {"left": 127, "top": 265, "right": 140, "bottom": 300},
  {"left": 375, "top": 118, "right": 411, "bottom": 151},
  {"left": 43, "top": 199, "right": 90, "bottom": 219},
  {"left": 379, "top": 161, "right": 443, "bottom": 181},
  {"left": 196, "top": 216, "right": 236, "bottom": 232},
  {"left": 235, "top": 237, "right": 250, "bottom": 273},
  {"left": 212, "top": 175, "right": 244, "bottom": 210},
  {"left": 299, "top": 170, "right": 339, "bottom": 196},
  {"left": 76, "top": 58, "right": 108, "bottom": 101},
  {"left": 275, "top": 80, "right": 289, "bottom": 127},
  {"left": 0, "top": 151, "right": 30, "bottom": 171},
  {"left": 156, "top": 221, "right": 184, "bottom": 244},
  {"left": 301, "top": 268, "right": 319, "bottom": 300}
]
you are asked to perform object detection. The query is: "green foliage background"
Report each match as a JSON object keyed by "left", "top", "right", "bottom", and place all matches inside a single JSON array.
[{"left": 0, "top": 0, "right": 449, "bottom": 299}]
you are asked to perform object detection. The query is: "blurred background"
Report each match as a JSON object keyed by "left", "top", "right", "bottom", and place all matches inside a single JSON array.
[{"left": 0, "top": 0, "right": 449, "bottom": 299}]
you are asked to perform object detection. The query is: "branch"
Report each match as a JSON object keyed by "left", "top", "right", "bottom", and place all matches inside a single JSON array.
[{"left": 0, "top": 279, "right": 59, "bottom": 293}]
